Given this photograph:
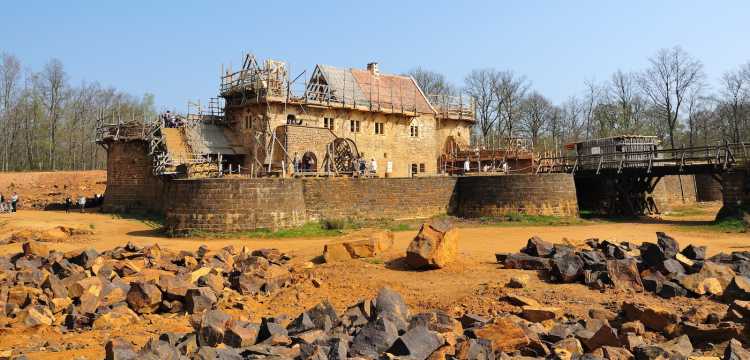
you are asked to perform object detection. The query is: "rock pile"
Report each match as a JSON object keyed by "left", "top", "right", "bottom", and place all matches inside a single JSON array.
[
  {"left": 110, "top": 287, "right": 750, "bottom": 360},
  {"left": 0, "top": 241, "right": 298, "bottom": 331},
  {"left": 498, "top": 232, "right": 750, "bottom": 302}
]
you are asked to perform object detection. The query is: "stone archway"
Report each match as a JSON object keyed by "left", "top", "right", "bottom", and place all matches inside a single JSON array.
[{"left": 301, "top": 151, "right": 318, "bottom": 172}]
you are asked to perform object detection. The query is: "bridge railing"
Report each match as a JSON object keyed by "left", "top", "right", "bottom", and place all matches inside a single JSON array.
[{"left": 536, "top": 142, "right": 748, "bottom": 175}]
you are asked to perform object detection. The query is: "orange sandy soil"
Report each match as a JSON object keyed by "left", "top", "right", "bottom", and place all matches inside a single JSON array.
[
  {"left": 0, "top": 203, "right": 748, "bottom": 358},
  {"left": 0, "top": 170, "right": 106, "bottom": 209}
]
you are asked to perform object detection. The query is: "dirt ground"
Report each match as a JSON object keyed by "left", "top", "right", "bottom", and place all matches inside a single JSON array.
[
  {"left": 0, "top": 203, "right": 748, "bottom": 358},
  {"left": 0, "top": 171, "right": 106, "bottom": 209}
]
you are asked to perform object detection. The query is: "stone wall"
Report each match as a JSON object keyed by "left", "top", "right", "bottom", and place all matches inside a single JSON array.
[
  {"left": 652, "top": 175, "right": 697, "bottom": 209},
  {"left": 164, "top": 178, "right": 307, "bottom": 233},
  {"left": 162, "top": 174, "right": 580, "bottom": 233},
  {"left": 695, "top": 174, "right": 723, "bottom": 202},
  {"left": 454, "top": 174, "right": 579, "bottom": 218},
  {"left": 302, "top": 177, "right": 458, "bottom": 221},
  {"left": 102, "top": 141, "right": 165, "bottom": 213},
  {"left": 718, "top": 170, "right": 749, "bottom": 220}
]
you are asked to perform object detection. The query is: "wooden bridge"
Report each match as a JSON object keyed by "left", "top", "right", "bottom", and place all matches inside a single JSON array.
[
  {"left": 536, "top": 142, "right": 748, "bottom": 177},
  {"left": 534, "top": 142, "right": 749, "bottom": 216}
]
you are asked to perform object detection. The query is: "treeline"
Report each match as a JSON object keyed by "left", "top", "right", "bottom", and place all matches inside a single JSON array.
[
  {"left": 0, "top": 52, "right": 155, "bottom": 171},
  {"left": 410, "top": 46, "right": 750, "bottom": 151}
]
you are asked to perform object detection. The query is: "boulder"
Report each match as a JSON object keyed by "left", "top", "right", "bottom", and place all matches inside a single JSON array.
[
  {"left": 577, "top": 323, "right": 620, "bottom": 351},
  {"left": 639, "top": 242, "right": 666, "bottom": 268},
  {"left": 507, "top": 274, "right": 530, "bottom": 288},
  {"left": 724, "top": 338, "right": 750, "bottom": 360},
  {"left": 622, "top": 302, "right": 679, "bottom": 333},
  {"left": 472, "top": 317, "right": 531, "bottom": 353},
  {"left": 522, "top": 236, "right": 554, "bottom": 257},
  {"left": 601, "top": 346, "right": 633, "bottom": 360},
  {"left": 724, "top": 276, "right": 750, "bottom": 302},
  {"left": 551, "top": 254, "right": 584, "bottom": 283},
  {"left": 682, "top": 244, "right": 707, "bottom": 261},
  {"left": 386, "top": 325, "right": 443, "bottom": 360},
  {"left": 93, "top": 307, "right": 139, "bottom": 330},
  {"left": 657, "top": 281, "right": 687, "bottom": 298},
  {"left": 406, "top": 219, "right": 458, "bottom": 269},
  {"left": 323, "top": 230, "right": 394, "bottom": 262},
  {"left": 126, "top": 281, "right": 162, "bottom": 314},
  {"left": 656, "top": 232, "right": 679, "bottom": 259},
  {"left": 224, "top": 323, "right": 259, "bottom": 348},
  {"left": 607, "top": 259, "right": 643, "bottom": 292},
  {"left": 620, "top": 321, "right": 645, "bottom": 335},
  {"left": 185, "top": 287, "right": 217, "bottom": 314},
  {"left": 105, "top": 339, "right": 138, "bottom": 360},
  {"left": 349, "top": 316, "right": 400, "bottom": 358},
  {"left": 521, "top": 306, "right": 562, "bottom": 322},
  {"left": 197, "top": 310, "right": 232, "bottom": 347},
  {"left": 504, "top": 254, "right": 552, "bottom": 271},
  {"left": 22, "top": 241, "right": 49, "bottom": 258}
]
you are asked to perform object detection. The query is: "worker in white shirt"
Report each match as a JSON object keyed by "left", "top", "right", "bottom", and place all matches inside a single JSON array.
[
  {"left": 463, "top": 158, "right": 470, "bottom": 174},
  {"left": 370, "top": 158, "right": 378, "bottom": 177}
]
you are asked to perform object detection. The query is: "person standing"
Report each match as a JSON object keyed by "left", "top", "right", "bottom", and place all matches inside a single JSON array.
[
  {"left": 370, "top": 158, "right": 378, "bottom": 177},
  {"left": 65, "top": 196, "right": 72, "bottom": 213},
  {"left": 78, "top": 195, "right": 86, "bottom": 213},
  {"left": 292, "top": 152, "right": 300, "bottom": 174},
  {"left": 11, "top": 192, "right": 18, "bottom": 212},
  {"left": 463, "top": 158, "right": 470, "bottom": 174}
]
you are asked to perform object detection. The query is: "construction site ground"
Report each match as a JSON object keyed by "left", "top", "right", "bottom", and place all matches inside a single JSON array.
[{"left": 0, "top": 195, "right": 747, "bottom": 358}]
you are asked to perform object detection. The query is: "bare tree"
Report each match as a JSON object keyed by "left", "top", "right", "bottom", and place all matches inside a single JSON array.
[
  {"left": 520, "top": 91, "right": 552, "bottom": 147},
  {"left": 407, "top": 67, "right": 455, "bottom": 96},
  {"left": 685, "top": 84, "right": 707, "bottom": 146},
  {"left": 639, "top": 47, "right": 705, "bottom": 148},
  {"left": 582, "top": 79, "right": 601, "bottom": 139},
  {"left": 495, "top": 71, "right": 529, "bottom": 144},
  {"left": 39, "top": 58, "right": 68, "bottom": 170},
  {"left": 464, "top": 69, "right": 500, "bottom": 143},
  {"left": 717, "top": 66, "right": 748, "bottom": 143},
  {"left": 0, "top": 53, "right": 21, "bottom": 171}
]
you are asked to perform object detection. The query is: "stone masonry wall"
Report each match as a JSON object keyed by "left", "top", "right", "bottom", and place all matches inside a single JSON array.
[
  {"left": 301, "top": 177, "right": 458, "bottom": 221},
  {"left": 652, "top": 175, "right": 697, "bottom": 209},
  {"left": 102, "top": 141, "right": 165, "bottom": 213},
  {"left": 164, "top": 178, "right": 307, "bottom": 233},
  {"left": 454, "top": 174, "right": 579, "bottom": 218},
  {"left": 161, "top": 174, "right": 580, "bottom": 232}
]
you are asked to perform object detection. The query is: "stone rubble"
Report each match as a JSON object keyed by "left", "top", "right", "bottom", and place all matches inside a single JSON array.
[
  {"left": 0, "top": 241, "right": 298, "bottom": 332},
  {"left": 106, "top": 285, "right": 750, "bottom": 360}
]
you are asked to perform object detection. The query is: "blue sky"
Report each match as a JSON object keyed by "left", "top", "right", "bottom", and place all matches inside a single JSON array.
[{"left": 1, "top": 1, "right": 748, "bottom": 110}]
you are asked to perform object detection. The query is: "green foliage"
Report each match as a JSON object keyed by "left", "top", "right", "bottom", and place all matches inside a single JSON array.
[
  {"left": 183, "top": 221, "right": 345, "bottom": 239},
  {"left": 477, "top": 212, "right": 585, "bottom": 227},
  {"left": 110, "top": 212, "right": 164, "bottom": 229}
]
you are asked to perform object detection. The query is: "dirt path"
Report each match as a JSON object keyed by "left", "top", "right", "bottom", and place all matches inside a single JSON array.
[{"left": 0, "top": 207, "right": 747, "bottom": 358}]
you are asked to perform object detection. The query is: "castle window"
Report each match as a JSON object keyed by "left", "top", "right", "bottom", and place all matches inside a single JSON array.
[
  {"left": 410, "top": 125, "right": 419, "bottom": 137},
  {"left": 375, "top": 122, "right": 385, "bottom": 135},
  {"left": 323, "top": 117, "right": 334, "bottom": 130},
  {"left": 419, "top": 163, "right": 426, "bottom": 173},
  {"left": 411, "top": 163, "right": 418, "bottom": 176},
  {"left": 350, "top": 120, "right": 361, "bottom": 133},
  {"left": 287, "top": 114, "right": 297, "bottom": 125}
]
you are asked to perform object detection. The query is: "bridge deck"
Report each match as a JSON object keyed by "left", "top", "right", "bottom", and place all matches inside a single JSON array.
[{"left": 536, "top": 142, "right": 749, "bottom": 177}]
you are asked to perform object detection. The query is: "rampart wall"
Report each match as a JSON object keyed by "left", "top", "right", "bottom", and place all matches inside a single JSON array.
[{"left": 159, "top": 174, "right": 579, "bottom": 233}]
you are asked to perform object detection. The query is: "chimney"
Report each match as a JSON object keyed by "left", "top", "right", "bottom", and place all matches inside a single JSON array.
[{"left": 367, "top": 62, "right": 379, "bottom": 76}]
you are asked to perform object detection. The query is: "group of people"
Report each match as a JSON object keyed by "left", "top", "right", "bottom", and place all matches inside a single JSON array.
[
  {"left": 0, "top": 192, "right": 19, "bottom": 213},
  {"left": 357, "top": 157, "right": 380, "bottom": 177},
  {"left": 463, "top": 159, "right": 510, "bottom": 174},
  {"left": 64, "top": 194, "right": 104, "bottom": 213},
  {"left": 161, "top": 111, "right": 184, "bottom": 128}
]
